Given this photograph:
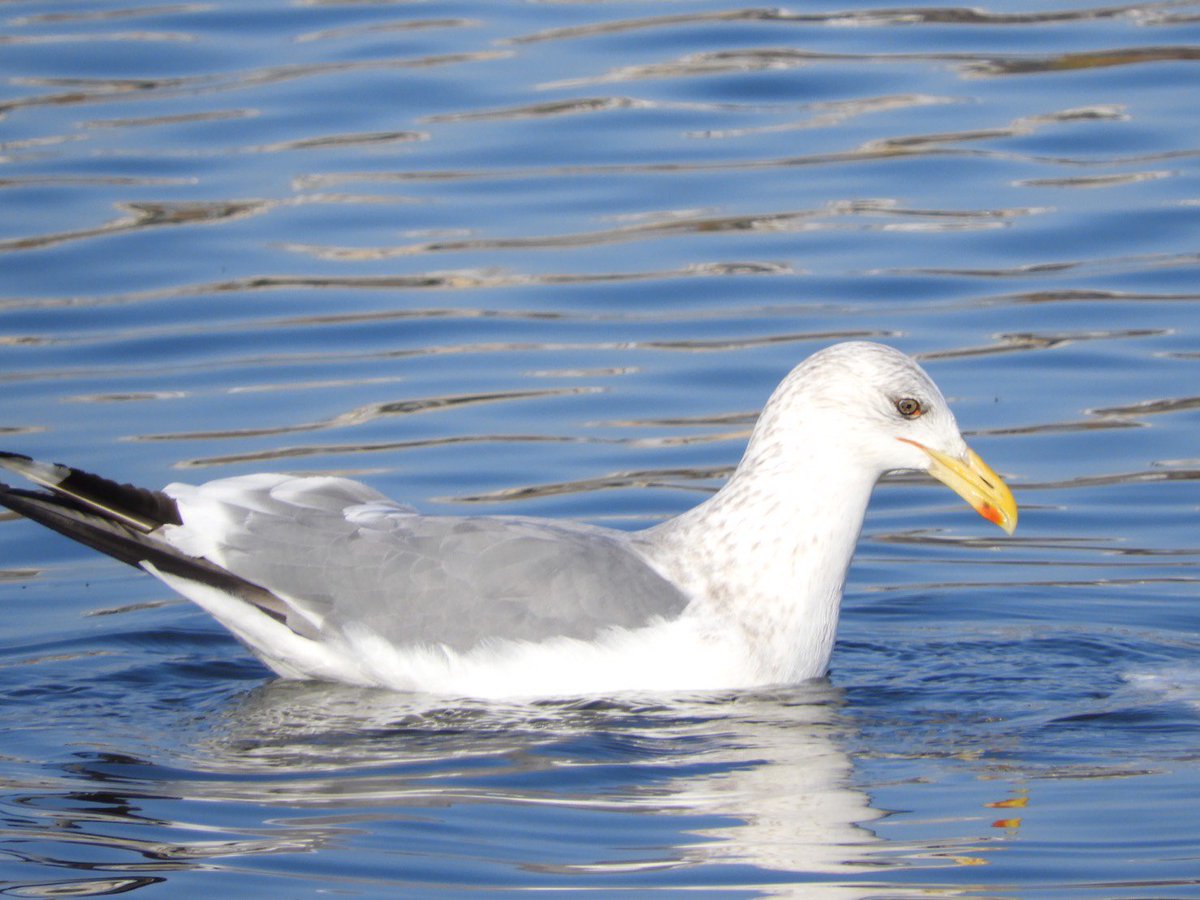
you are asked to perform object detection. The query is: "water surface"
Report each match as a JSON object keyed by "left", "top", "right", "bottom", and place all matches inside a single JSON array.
[{"left": 2, "top": 0, "right": 1200, "bottom": 894}]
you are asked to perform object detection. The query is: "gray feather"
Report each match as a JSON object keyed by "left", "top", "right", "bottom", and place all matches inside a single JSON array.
[{"left": 185, "top": 482, "right": 689, "bottom": 651}]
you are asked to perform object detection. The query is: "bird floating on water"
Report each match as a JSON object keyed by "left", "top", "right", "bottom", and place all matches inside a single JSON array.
[{"left": 0, "top": 342, "right": 1016, "bottom": 697}]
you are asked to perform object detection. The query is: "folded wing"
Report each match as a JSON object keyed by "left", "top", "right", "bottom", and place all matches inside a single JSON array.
[{"left": 0, "top": 455, "right": 691, "bottom": 660}]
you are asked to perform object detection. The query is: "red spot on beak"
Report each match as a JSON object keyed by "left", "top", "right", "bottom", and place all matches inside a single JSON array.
[{"left": 979, "top": 503, "right": 1003, "bottom": 526}]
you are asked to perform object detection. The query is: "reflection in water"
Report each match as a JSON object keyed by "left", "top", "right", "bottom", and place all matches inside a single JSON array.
[
  {"left": 424, "top": 95, "right": 650, "bottom": 123},
  {"left": 969, "top": 45, "right": 1200, "bottom": 75},
  {"left": 82, "top": 107, "right": 259, "bottom": 129},
  {"left": 0, "top": 684, "right": 902, "bottom": 892},
  {"left": 509, "top": 3, "right": 1194, "bottom": 44},
  {"left": 1015, "top": 170, "right": 1172, "bottom": 188},
  {"left": 0, "top": 260, "right": 794, "bottom": 313},
  {"left": 7, "top": 6, "right": 211, "bottom": 27},
  {"left": 248, "top": 129, "right": 426, "bottom": 154},
  {"left": 294, "top": 18, "right": 478, "bottom": 46},
  {"left": 35, "top": 685, "right": 885, "bottom": 889},
  {"left": 451, "top": 465, "right": 731, "bottom": 504},
  {"left": 861, "top": 106, "right": 1126, "bottom": 154},
  {"left": 0, "top": 200, "right": 271, "bottom": 254},
  {"left": 542, "top": 45, "right": 1200, "bottom": 88},
  {"left": 918, "top": 328, "right": 1167, "bottom": 359},
  {"left": 134, "top": 388, "right": 604, "bottom": 442},
  {"left": 172, "top": 434, "right": 581, "bottom": 470},
  {"left": 2, "top": 50, "right": 510, "bottom": 117},
  {"left": 286, "top": 200, "right": 1046, "bottom": 261}
]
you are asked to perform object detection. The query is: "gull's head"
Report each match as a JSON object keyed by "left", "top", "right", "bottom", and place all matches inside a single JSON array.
[{"left": 748, "top": 341, "right": 1017, "bottom": 534}]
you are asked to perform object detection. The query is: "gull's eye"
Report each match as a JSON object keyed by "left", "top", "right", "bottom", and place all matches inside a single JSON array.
[{"left": 895, "top": 397, "right": 923, "bottom": 419}]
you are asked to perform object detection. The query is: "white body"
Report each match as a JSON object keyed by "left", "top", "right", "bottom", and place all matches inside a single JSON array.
[{"left": 3, "top": 342, "right": 1014, "bottom": 697}]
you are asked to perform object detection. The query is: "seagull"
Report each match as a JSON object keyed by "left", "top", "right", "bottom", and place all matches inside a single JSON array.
[{"left": 0, "top": 342, "right": 1016, "bottom": 697}]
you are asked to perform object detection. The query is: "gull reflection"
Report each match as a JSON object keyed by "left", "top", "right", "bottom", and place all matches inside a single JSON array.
[
  {"left": 186, "top": 682, "right": 885, "bottom": 887},
  {"left": 7, "top": 673, "right": 905, "bottom": 892}
]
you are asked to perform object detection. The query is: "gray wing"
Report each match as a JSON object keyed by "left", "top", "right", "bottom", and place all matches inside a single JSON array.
[{"left": 195, "top": 487, "right": 690, "bottom": 652}]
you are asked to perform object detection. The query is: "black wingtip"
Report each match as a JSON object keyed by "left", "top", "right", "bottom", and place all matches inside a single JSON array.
[
  {"left": 0, "top": 452, "right": 181, "bottom": 532},
  {"left": 56, "top": 464, "right": 182, "bottom": 530},
  {"left": 0, "top": 481, "right": 291, "bottom": 625}
]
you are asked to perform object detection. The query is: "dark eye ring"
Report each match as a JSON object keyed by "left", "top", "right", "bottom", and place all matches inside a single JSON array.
[{"left": 895, "top": 397, "right": 923, "bottom": 418}]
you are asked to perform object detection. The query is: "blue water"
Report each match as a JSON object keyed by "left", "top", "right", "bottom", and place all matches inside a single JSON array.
[{"left": 2, "top": 0, "right": 1200, "bottom": 894}]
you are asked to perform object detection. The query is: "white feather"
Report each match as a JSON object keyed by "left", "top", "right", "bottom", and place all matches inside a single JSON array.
[{"left": 6, "top": 342, "right": 1013, "bottom": 697}]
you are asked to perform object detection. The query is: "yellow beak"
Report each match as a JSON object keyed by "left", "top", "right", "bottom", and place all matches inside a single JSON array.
[{"left": 897, "top": 439, "right": 1018, "bottom": 535}]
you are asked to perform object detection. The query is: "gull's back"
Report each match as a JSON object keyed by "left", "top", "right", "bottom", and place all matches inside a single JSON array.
[{"left": 163, "top": 474, "right": 691, "bottom": 653}]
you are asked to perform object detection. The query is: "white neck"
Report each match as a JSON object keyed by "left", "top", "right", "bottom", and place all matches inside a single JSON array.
[{"left": 639, "top": 422, "right": 881, "bottom": 684}]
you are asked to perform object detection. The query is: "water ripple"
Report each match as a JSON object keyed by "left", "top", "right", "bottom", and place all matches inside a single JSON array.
[
  {"left": 134, "top": 388, "right": 604, "bottom": 442},
  {"left": 283, "top": 202, "right": 1045, "bottom": 261},
  {"left": 509, "top": 3, "right": 1198, "bottom": 44},
  {"left": 0, "top": 200, "right": 270, "bottom": 253},
  {"left": 3, "top": 0, "right": 1200, "bottom": 893},
  {"left": 1, "top": 50, "right": 510, "bottom": 116}
]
